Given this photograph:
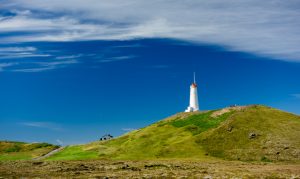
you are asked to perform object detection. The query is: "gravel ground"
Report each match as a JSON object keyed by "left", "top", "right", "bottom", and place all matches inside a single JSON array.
[{"left": 0, "top": 160, "right": 300, "bottom": 178}]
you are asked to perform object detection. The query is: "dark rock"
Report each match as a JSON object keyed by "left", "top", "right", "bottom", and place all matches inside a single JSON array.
[
  {"left": 130, "top": 167, "right": 141, "bottom": 171},
  {"left": 284, "top": 146, "right": 289, "bottom": 150},
  {"left": 248, "top": 132, "right": 257, "bottom": 139},
  {"left": 32, "top": 161, "right": 43, "bottom": 165},
  {"left": 227, "top": 126, "right": 233, "bottom": 132},
  {"left": 144, "top": 164, "right": 168, "bottom": 168},
  {"left": 120, "top": 164, "right": 140, "bottom": 171},
  {"left": 112, "top": 161, "right": 124, "bottom": 165},
  {"left": 94, "top": 176, "right": 109, "bottom": 179},
  {"left": 78, "top": 164, "right": 89, "bottom": 170},
  {"left": 121, "top": 164, "right": 130, "bottom": 169}
]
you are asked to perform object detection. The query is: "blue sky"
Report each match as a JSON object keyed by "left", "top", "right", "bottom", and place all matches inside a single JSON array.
[{"left": 0, "top": 1, "right": 299, "bottom": 145}]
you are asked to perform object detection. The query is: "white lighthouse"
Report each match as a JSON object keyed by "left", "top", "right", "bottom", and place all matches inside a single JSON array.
[{"left": 185, "top": 72, "right": 199, "bottom": 112}]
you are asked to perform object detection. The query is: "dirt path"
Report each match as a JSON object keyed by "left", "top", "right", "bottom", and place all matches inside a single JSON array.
[{"left": 33, "top": 147, "right": 65, "bottom": 160}]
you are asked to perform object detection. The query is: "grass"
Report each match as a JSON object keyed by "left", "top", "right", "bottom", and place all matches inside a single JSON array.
[
  {"left": 0, "top": 153, "right": 32, "bottom": 161},
  {"left": 47, "top": 105, "right": 300, "bottom": 161},
  {"left": 261, "top": 156, "right": 272, "bottom": 162},
  {"left": 197, "top": 105, "right": 300, "bottom": 161},
  {"left": 170, "top": 110, "right": 233, "bottom": 135},
  {"left": 46, "top": 145, "right": 98, "bottom": 161},
  {"left": 48, "top": 109, "right": 235, "bottom": 160},
  {"left": 47, "top": 124, "right": 210, "bottom": 160},
  {"left": 3, "top": 105, "right": 300, "bottom": 162},
  {"left": 0, "top": 141, "right": 59, "bottom": 161}
]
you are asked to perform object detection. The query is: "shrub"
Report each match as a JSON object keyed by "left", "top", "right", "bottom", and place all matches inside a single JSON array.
[
  {"left": 4, "top": 145, "right": 21, "bottom": 152},
  {"left": 261, "top": 156, "right": 272, "bottom": 162}
]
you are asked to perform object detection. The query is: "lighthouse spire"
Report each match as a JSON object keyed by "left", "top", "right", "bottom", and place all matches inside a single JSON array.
[{"left": 193, "top": 72, "right": 196, "bottom": 84}]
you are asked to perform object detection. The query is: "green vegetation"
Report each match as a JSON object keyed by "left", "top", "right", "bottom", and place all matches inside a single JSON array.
[
  {"left": 0, "top": 141, "right": 59, "bottom": 161},
  {"left": 197, "top": 105, "right": 300, "bottom": 161},
  {"left": 47, "top": 124, "right": 210, "bottom": 160},
  {"left": 3, "top": 105, "right": 300, "bottom": 162},
  {"left": 170, "top": 110, "right": 233, "bottom": 135},
  {"left": 46, "top": 145, "right": 98, "bottom": 161},
  {"left": 261, "top": 156, "right": 272, "bottom": 162},
  {"left": 48, "top": 105, "right": 300, "bottom": 161},
  {"left": 4, "top": 145, "right": 21, "bottom": 153}
]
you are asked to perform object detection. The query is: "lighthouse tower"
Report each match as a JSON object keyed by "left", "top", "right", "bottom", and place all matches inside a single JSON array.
[{"left": 185, "top": 73, "right": 199, "bottom": 112}]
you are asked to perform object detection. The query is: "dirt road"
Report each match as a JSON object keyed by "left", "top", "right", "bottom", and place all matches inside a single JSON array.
[{"left": 33, "top": 147, "right": 65, "bottom": 160}]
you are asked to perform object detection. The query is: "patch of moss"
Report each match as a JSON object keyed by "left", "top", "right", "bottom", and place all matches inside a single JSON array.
[
  {"left": 261, "top": 156, "right": 272, "bottom": 162},
  {"left": 170, "top": 111, "right": 233, "bottom": 135}
]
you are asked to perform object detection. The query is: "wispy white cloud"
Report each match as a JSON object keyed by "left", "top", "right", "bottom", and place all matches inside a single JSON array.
[
  {"left": 0, "top": 47, "right": 36, "bottom": 52},
  {"left": 0, "top": 53, "right": 51, "bottom": 59},
  {"left": 55, "top": 54, "right": 82, "bottom": 60},
  {"left": 0, "top": 62, "right": 18, "bottom": 71},
  {"left": 0, "top": 0, "right": 299, "bottom": 61},
  {"left": 291, "top": 94, "right": 300, "bottom": 99},
  {"left": 112, "top": 44, "right": 143, "bottom": 48},
  {"left": 122, "top": 128, "right": 136, "bottom": 132},
  {"left": 36, "top": 59, "right": 78, "bottom": 66},
  {"left": 56, "top": 139, "right": 63, "bottom": 145},
  {"left": 99, "top": 55, "right": 136, "bottom": 63},
  {"left": 0, "top": 46, "right": 80, "bottom": 72},
  {"left": 19, "top": 122, "right": 63, "bottom": 131},
  {"left": 0, "top": 46, "right": 50, "bottom": 59},
  {"left": 12, "top": 66, "right": 55, "bottom": 72},
  {"left": 12, "top": 59, "right": 79, "bottom": 72}
]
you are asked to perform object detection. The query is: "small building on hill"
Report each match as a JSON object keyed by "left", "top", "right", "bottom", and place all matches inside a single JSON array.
[{"left": 100, "top": 134, "right": 113, "bottom": 141}]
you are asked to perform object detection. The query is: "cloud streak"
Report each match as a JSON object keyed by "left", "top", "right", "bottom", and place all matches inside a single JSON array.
[
  {"left": 0, "top": 47, "right": 36, "bottom": 52},
  {"left": 0, "top": 62, "right": 18, "bottom": 71},
  {"left": 291, "top": 94, "right": 300, "bottom": 99},
  {"left": 55, "top": 54, "right": 82, "bottom": 60},
  {"left": 0, "top": 46, "right": 51, "bottom": 60},
  {"left": 99, "top": 55, "right": 136, "bottom": 63},
  {"left": 12, "top": 59, "right": 79, "bottom": 72},
  {"left": 122, "top": 128, "right": 136, "bottom": 132},
  {"left": 56, "top": 139, "right": 63, "bottom": 145},
  {"left": 0, "top": 46, "right": 80, "bottom": 72},
  {"left": 0, "top": 0, "right": 299, "bottom": 61},
  {"left": 19, "top": 121, "right": 63, "bottom": 131}
]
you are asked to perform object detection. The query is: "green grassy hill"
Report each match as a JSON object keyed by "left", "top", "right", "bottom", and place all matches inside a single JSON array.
[
  {"left": 47, "top": 105, "right": 300, "bottom": 162},
  {"left": 0, "top": 141, "right": 59, "bottom": 160}
]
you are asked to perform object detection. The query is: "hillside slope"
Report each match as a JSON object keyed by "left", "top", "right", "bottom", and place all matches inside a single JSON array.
[
  {"left": 48, "top": 105, "right": 300, "bottom": 161},
  {"left": 0, "top": 141, "right": 59, "bottom": 160}
]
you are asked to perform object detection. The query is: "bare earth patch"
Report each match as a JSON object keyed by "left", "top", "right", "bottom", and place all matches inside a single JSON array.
[
  {"left": 210, "top": 106, "right": 246, "bottom": 118},
  {"left": 0, "top": 160, "right": 299, "bottom": 178}
]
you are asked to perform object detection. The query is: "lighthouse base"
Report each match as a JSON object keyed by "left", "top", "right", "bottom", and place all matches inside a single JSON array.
[{"left": 185, "top": 106, "right": 198, "bottom": 112}]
